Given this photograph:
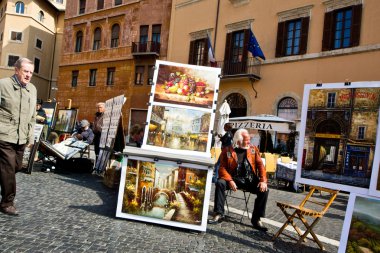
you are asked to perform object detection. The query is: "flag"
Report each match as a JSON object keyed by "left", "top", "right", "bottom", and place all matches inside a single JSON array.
[
  {"left": 248, "top": 29, "right": 266, "bottom": 60},
  {"left": 207, "top": 35, "right": 217, "bottom": 67}
]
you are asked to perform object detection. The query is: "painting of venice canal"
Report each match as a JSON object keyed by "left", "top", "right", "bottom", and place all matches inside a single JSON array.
[{"left": 121, "top": 158, "right": 208, "bottom": 225}]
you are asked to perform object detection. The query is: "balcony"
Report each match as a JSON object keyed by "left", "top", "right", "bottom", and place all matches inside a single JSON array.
[
  {"left": 132, "top": 41, "right": 160, "bottom": 57},
  {"left": 214, "top": 57, "right": 261, "bottom": 80}
]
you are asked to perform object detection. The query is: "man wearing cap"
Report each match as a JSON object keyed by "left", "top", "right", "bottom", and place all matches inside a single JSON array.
[
  {"left": 72, "top": 119, "right": 94, "bottom": 144},
  {"left": 0, "top": 58, "right": 37, "bottom": 216}
]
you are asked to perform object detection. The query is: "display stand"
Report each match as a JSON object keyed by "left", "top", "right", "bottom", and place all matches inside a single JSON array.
[{"left": 22, "top": 124, "right": 44, "bottom": 174}]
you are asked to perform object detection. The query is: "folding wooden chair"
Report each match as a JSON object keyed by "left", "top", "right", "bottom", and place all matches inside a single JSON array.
[
  {"left": 225, "top": 189, "right": 251, "bottom": 223},
  {"left": 273, "top": 186, "right": 339, "bottom": 250}
]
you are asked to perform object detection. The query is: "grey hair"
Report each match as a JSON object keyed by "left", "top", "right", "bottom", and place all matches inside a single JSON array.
[
  {"left": 14, "top": 58, "right": 34, "bottom": 69},
  {"left": 96, "top": 102, "right": 105, "bottom": 107},
  {"left": 232, "top": 128, "right": 249, "bottom": 148}
]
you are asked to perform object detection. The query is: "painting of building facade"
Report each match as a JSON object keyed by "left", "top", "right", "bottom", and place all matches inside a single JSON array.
[
  {"left": 298, "top": 83, "right": 380, "bottom": 192},
  {"left": 117, "top": 157, "right": 210, "bottom": 230}
]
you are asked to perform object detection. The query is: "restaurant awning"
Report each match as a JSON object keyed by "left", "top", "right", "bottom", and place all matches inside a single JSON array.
[{"left": 229, "top": 114, "right": 294, "bottom": 132}]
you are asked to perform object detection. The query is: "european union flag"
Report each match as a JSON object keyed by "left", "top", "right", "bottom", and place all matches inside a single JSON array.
[{"left": 248, "top": 29, "right": 266, "bottom": 60}]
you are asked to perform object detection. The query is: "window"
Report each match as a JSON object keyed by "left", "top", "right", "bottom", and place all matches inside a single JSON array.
[
  {"left": 140, "top": 25, "right": 148, "bottom": 43},
  {"left": 11, "top": 31, "right": 22, "bottom": 42},
  {"left": 75, "top": 31, "right": 83, "bottom": 52},
  {"left": 79, "top": 0, "right": 86, "bottom": 14},
  {"left": 72, "top": 70, "right": 79, "bottom": 87},
  {"left": 223, "top": 29, "right": 250, "bottom": 75},
  {"left": 277, "top": 97, "right": 298, "bottom": 120},
  {"left": 357, "top": 126, "right": 365, "bottom": 140},
  {"left": 188, "top": 38, "right": 207, "bottom": 66},
  {"left": 107, "top": 67, "right": 115, "bottom": 85},
  {"left": 34, "top": 57, "right": 40, "bottom": 74},
  {"left": 327, "top": 92, "right": 336, "bottom": 108},
  {"left": 115, "top": 0, "right": 122, "bottom": 6},
  {"left": 151, "top": 24, "right": 161, "bottom": 52},
  {"left": 36, "top": 38, "right": 43, "bottom": 49},
  {"left": 135, "top": 66, "right": 144, "bottom": 85},
  {"left": 37, "top": 11, "right": 44, "bottom": 22},
  {"left": 8, "top": 55, "right": 19, "bottom": 67},
  {"left": 110, "top": 24, "right": 120, "bottom": 48},
  {"left": 89, "top": 69, "right": 97, "bottom": 86},
  {"left": 148, "top": 65, "right": 154, "bottom": 85},
  {"left": 276, "top": 17, "right": 309, "bottom": 57},
  {"left": 93, "top": 27, "right": 101, "bottom": 50},
  {"left": 322, "top": 5, "right": 362, "bottom": 51},
  {"left": 15, "top": 1, "right": 24, "bottom": 14},
  {"left": 231, "top": 31, "right": 244, "bottom": 63},
  {"left": 97, "top": 0, "right": 104, "bottom": 10}
]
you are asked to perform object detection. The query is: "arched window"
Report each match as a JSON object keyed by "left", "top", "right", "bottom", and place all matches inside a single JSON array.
[
  {"left": 37, "top": 11, "right": 44, "bottom": 22},
  {"left": 277, "top": 97, "right": 298, "bottom": 120},
  {"left": 15, "top": 1, "right": 24, "bottom": 14},
  {"left": 75, "top": 31, "right": 83, "bottom": 52},
  {"left": 93, "top": 27, "right": 101, "bottom": 50},
  {"left": 110, "top": 24, "right": 120, "bottom": 48},
  {"left": 225, "top": 93, "right": 247, "bottom": 118}
]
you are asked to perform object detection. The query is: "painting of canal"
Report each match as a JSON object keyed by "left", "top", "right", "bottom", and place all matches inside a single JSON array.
[
  {"left": 120, "top": 158, "right": 208, "bottom": 226},
  {"left": 145, "top": 105, "right": 211, "bottom": 154},
  {"left": 339, "top": 195, "right": 380, "bottom": 253}
]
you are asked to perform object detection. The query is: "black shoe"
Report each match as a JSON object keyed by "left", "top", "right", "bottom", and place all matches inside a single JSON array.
[
  {"left": 252, "top": 219, "right": 268, "bottom": 232},
  {"left": 208, "top": 214, "right": 224, "bottom": 224}
]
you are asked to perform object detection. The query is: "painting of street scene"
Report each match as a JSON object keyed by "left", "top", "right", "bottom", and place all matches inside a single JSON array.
[
  {"left": 146, "top": 105, "right": 211, "bottom": 153},
  {"left": 153, "top": 62, "right": 219, "bottom": 109},
  {"left": 299, "top": 85, "right": 380, "bottom": 191},
  {"left": 344, "top": 195, "right": 380, "bottom": 253},
  {"left": 53, "top": 109, "right": 77, "bottom": 133},
  {"left": 120, "top": 159, "right": 208, "bottom": 225}
]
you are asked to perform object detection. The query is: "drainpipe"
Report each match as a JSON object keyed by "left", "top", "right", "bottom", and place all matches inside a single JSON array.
[
  {"left": 213, "top": 0, "right": 220, "bottom": 52},
  {"left": 48, "top": 13, "right": 58, "bottom": 100}
]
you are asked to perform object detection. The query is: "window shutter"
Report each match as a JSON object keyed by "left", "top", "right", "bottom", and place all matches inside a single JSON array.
[
  {"left": 242, "top": 29, "right": 249, "bottom": 63},
  {"left": 351, "top": 4, "right": 362, "bottom": 47},
  {"left": 322, "top": 11, "right": 333, "bottom": 51},
  {"left": 275, "top": 22, "right": 286, "bottom": 57},
  {"left": 224, "top": 33, "right": 232, "bottom": 61},
  {"left": 202, "top": 37, "right": 208, "bottom": 66},
  {"left": 188, "top": 40, "right": 195, "bottom": 64},
  {"left": 299, "top": 17, "right": 310, "bottom": 55}
]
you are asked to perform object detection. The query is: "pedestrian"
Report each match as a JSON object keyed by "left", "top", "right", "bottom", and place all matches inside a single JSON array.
[
  {"left": 213, "top": 123, "right": 234, "bottom": 183},
  {"left": 72, "top": 119, "right": 94, "bottom": 144},
  {"left": 130, "top": 124, "right": 144, "bottom": 147},
  {"left": 0, "top": 58, "right": 37, "bottom": 216},
  {"left": 208, "top": 128, "right": 269, "bottom": 232},
  {"left": 35, "top": 98, "right": 47, "bottom": 124},
  {"left": 93, "top": 102, "right": 105, "bottom": 160}
]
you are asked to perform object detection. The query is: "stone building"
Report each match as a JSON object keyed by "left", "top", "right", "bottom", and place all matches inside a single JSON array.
[
  {"left": 166, "top": 0, "right": 380, "bottom": 152},
  {"left": 0, "top": 0, "right": 65, "bottom": 100},
  {"left": 57, "top": 0, "right": 172, "bottom": 135}
]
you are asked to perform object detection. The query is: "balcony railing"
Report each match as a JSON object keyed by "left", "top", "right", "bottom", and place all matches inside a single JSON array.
[
  {"left": 213, "top": 57, "right": 261, "bottom": 79},
  {"left": 132, "top": 41, "right": 161, "bottom": 55}
]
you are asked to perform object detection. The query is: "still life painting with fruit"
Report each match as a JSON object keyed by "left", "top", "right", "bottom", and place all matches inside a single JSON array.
[{"left": 154, "top": 64, "right": 216, "bottom": 109}]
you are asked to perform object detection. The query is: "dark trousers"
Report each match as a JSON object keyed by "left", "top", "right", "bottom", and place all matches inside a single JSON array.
[
  {"left": 213, "top": 178, "right": 269, "bottom": 222},
  {"left": 0, "top": 140, "right": 26, "bottom": 207},
  {"left": 94, "top": 134, "right": 100, "bottom": 157}
]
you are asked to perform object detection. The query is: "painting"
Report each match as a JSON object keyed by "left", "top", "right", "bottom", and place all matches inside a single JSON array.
[
  {"left": 116, "top": 155, "right": 212, "bottom": 231},
  {"left": 338, "top": 193, "right": 380, "bottom": 253},
  {"left": 41, "top": 101, "right": 57, "bottom": 129},
  {"left": 142, "top": 104, "right": 213, "bottom": 157},
  {"left": 369, "top": 122, "right": 380, "bottom": 197},
  {"left": 296, "top": 82, "right": 380, "bottom": 194},
  {"left": 53, "top": 109, "right": 78, "bottom": 133},
  {"left": 152, "top": 61, "right": 220, "bottom": 109}
]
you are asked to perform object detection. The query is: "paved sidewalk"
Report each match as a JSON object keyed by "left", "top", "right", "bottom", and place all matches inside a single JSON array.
[{"left": 0, "top": 167, "right": 346, "bottom": 252}]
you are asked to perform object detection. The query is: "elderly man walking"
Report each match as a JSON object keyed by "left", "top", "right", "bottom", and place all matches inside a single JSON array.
[{"left": 0, "top": 58, "right": 37, "bottom": 215}]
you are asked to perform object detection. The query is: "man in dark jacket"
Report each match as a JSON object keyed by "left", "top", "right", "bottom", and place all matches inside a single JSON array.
[
  {"left": 72, "top": 119, "right": 94, "bottom": 144},
  {"left": 93, "top": 102, "right": 105, "bottom": 159},
  {"left": 0, "top": 58, "right": 37, "bottom": 216}
]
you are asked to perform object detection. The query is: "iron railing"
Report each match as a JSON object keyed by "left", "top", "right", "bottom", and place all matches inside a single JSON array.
[
  {"left": 213, "top": 57, "right": 261, "bottom": 79},
  {"left": 132, "top": 41, "right": 161, "bottom": 55}
]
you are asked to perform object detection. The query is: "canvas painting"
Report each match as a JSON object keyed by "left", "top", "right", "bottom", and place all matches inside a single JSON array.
[
  {"left": 143, "top": 104, "right": 213, "bottom": 156},
  {"left": 116, "top": 156, "right": 212, "bottom": 231},
  {"left": 152, "top": 61, "right": 220, "bottom": 109},
  {"left": 54, "top": 109, "right": 78, "bottom": 133},
  {"left": 296, "top": 82, "right": 380, "bottom": 194},
  {"left": 338, "top": 193, "right": 380, "bottom": 253}
]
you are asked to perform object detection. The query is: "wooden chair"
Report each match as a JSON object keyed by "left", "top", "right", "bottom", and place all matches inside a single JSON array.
[{"left": 273, "top": 186, "right": 339, "bottom": 250}]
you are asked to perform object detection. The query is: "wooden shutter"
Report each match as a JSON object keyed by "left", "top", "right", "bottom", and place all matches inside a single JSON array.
[
  {"left": 351, "top": 4, "right": 362, "bottom": 47},
  {"left": 202, "top": 38, "right": 208, "bottom": 66},
  {"left": 188, "top": 40, "right": 195, "bottom": 64},
  {"left": 275, "top": 22, "right": 286, "bottom": 57},
  {"left": 299, "top": 17, "right": 310, "bottom": 55},
  {"left": 242, "top": 29, "right": 249, "bottom": 63},
  {"left": 322, "top": 11, "right": 333, "bottom": 51},
  {"left": 224, "top": 33, "right": 232, "bottom": 61}
]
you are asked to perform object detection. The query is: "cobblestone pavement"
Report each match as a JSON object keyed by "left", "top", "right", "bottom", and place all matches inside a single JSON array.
[{"left": 0, "top": 165, "right": 347, "bottom": 253}]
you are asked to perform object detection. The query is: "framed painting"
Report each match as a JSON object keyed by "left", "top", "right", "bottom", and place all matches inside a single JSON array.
[
  {"left": 338, "top": 193, "right": 380, "bottom": 253},
  {"left": 53, "top": 109, "right": 78, "bottom": 133},
  {"left": 142, "top": 104, "right": 214, "bottom": 157},
  {"left": 369, "top": 122, "right": 380, "bottom": 197},
  {"left": 116, "top": 155, "right": 213, "bottom": 231},
  {"left": 42, "top": 101, "right": 57, "bottom": 129},
  {"left": 296, "top": 82, "right": 380, "bottom": 194},
  {"left": 151, "top": 60, "right": 220, "bottom": 110}
]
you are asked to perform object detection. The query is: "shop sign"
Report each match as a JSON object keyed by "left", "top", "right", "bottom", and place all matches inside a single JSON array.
[{"left": 315, "top": 133, "right": 341, "bottom": 139}]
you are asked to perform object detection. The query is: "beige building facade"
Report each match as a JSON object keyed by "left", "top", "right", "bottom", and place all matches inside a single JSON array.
[
  {"left": 0, "top": 0, "right": 65, "bottom": 100},
  {"left": 167, "top": 0, "right": 380, "bottom": 153}
]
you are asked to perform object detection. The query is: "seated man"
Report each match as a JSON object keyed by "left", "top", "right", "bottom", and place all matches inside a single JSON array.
[
  {"left": 208, "top": 128, "right": 269, "bottom": 232},
  {"left": 72, "top": 119, "right": 94, "bottom": 144}
]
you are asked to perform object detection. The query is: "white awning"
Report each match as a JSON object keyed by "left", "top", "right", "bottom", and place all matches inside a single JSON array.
[{"left": 229, "top": 114, "right": 294, "bottom": 132}]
